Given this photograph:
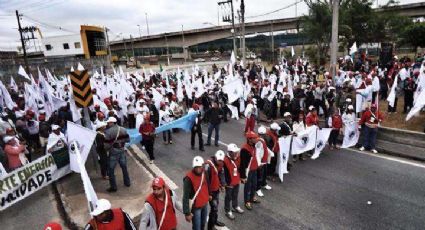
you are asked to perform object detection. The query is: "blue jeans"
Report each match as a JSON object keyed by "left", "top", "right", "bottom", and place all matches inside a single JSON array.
[
  {"left": 207, "top": 123, "right": 220, "bottom": 145},
  {"left": 108, "top": 148, "right": 131, "bottom": 190},
  {"left": 192, "top": 204, "right": 208, "bottom": 230},
  {"left": 244, "top": 170, "right": 257, "bottom": 203},
  {"left": 362, "top": 126, "right": 378, "bottom": 150}
]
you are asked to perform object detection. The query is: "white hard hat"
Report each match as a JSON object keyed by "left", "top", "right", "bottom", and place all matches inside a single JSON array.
[
  {"left": 258, "top": 126, "right": 267, "bottom": 134},
  {"left": 3, "top": 136, "right": 14, "bottom": 143},
  {"left": 348, "top": 105, "right": 354, "bottom": 110},
  {"left": 215, "top": 150, "right": 225, "bottom": 161},
  {"left": 309, "top": 105, "right": 316, "bottom": 111},
  {"left": 90, "top": 199, "right": 111, "bottom": 216},
  {"left": 346, "top": 98, "right": 352, "bottom": 102},
  {"left": 106, "top": 116, "right": 117, "bottom": 123},
  {"left": 192, "top": 156, "right": 204, "bottom": 168},
  {"left": 51, "top": 124, "right": 61, "bottom": 130},
  {"left": 270, "top": 122, "right": 281, "bottom": 131},
  {"left": 284, "top": 112, "right": 292, "bottom": 117},
  {"left": 227, "top": 143, "right": 240, "bottom": 152}
]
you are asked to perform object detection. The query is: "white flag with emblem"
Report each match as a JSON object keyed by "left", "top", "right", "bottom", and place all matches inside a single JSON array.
[
  {"left": 341, "top": 122, "right": 360, "bottom": 148},
  {"left": 291, "top": 126, "right": 317, "bottom": 155},
  {"left": 67, "top": 121, "right": 97, "bottom": 173},
  {"left": 277, "top": 136, "right": 292, "bottom": 182},
  {"left": 311, "top": 128, "right": 332, "bottom": 159}
]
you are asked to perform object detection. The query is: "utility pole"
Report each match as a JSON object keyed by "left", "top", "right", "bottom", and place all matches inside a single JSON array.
[
  {"left": 241, "top": 0, "right": 246, "bottom": 64},
  {"left": 145, "top": 13, "right": 150, "bottom": 35},
  {"left": 271, "top": 21, "right": 274, "bottom": 64},
  {"left": 123, "top": 36, "right": 128, "bottom": 61},
  {"left": 181, "top": 25, "right": 186, "bottom": 63},
  {"left": 104, "top": 27, "right": 112, "bottom": 67},
  {"left": 218, "top": 0, "right": 237, "bottom": 57},
  {"left": 130, "top": 34, "right": 135, "bottom": 61},
  {"left": 330, "top": 0, "right": 339, "bottom": 78},
  {"left": 137, "top": 25, "right": 142, "bottom": 38},
  {"left": 165, "top": 34, "right": 170, "bottom": 66},
  {"left": 15, "top": 10, "right": 29, "bottom": 73}
]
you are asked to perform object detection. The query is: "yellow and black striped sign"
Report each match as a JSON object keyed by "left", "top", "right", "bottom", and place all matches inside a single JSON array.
[{"left": 70, "top": 70, "right": 93, "bottom": 108}]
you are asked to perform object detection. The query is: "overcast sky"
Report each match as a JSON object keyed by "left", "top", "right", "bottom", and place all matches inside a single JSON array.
[{"left": 0, "top": 0, "right": 421, "bottom": 51}]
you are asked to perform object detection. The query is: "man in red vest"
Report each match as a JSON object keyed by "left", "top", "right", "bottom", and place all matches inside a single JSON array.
[
  {"left": 328, "top": 109, "right": 343, "bottom": 149},
  {"left": 140, "top": 177, "right": 182, "bottom": 230},
  {"left": 306, "top": 106, "right": 319, "bottom": 127},
  {"left": 183, "top": 156, "right": 210, "bottom": 230},
  {"left": 359, "top": 104, "right": 384, "bottom": 153},
  {"left": 223, "top": 143, "right": 245, "bottom": 220},
  {"left": 239, "top": 131, "right": 260, "bottom": 210},
  {"left": 205, "top": 150, "right": 226, "bottom": 230},
  {"left": 265, "top": 123, "right": 281, "bottom": 183},
  {"left": 244, "top": 110, "right": 256, "bottom": 133},
  {"left": 85, "top": 199, "right": 136, "bottom": 230}
]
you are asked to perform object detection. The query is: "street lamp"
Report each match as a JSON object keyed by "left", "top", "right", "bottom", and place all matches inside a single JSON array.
[
  {"left": 137, "top": 25, "right": 142, "bottom": 38},
  {"left": 145, "top": 12, "right": 150, "bottom": 35}
]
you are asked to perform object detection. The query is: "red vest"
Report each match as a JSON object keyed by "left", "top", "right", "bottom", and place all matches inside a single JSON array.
[
  {"left": 266, "top": 129, "right": 279, "bottom": 154},
  {"left": 245, "top": 116, "right": 256, "bottom": 132},
  {"left": 145, "top": 190, "right": 177, "bottom": 230},
  {"left": 306, "top": 113, "right": 319, "bottom": 126},
  {"left": 186, "top": 171, "right": 209, "bottom": 208},
  {"left": 89, "top": 208, "right": 125, "bottom": 230},
  {"left": 258, "top": 138, "right": 269, "bottom": 163},
  {"left": 331, "top": 115, "right": 343, "bottom": 129},
  {"left": 207, "top": 160, "right": 221, "bottom": 192},
  {"left": 223, "top": 156, "right": 240, "bottom": 186},
  {"left": 241, "top": 143, "right": 258, "bottom": 171}
]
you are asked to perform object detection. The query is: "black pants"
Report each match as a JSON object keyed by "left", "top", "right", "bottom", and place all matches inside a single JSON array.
[
  {"left": 128, "top": 114, "right": 136, "bottom": 128},
  {"left": 388, "top": 98, "right": 398, "bottom": 113},
  {"left": 314, "top": 99, "right": 328, "bottom": 117},
  {"left": 162, "top": 130, "right": 172, "bottom": 143},
  {"left": 208, "top": 191, "right": 220, "bottom": 230},
  {"left": 257, "top": 165, "right": 267, "bottom": 190},
  {"left": 142, "top": 139, "right": 155, "bottom": 160},
  {"left": 191, "top": 127, "right": 204, "bottom": 150},
  {"left": 224, "top": 184, "right": 239, "bottom": 212},
  {"left": 404, "top": 92, "right": 413, "bottom": 113},
  {"left": 267, "top": 155, "right": 277, "bottom": 176},
  {"left": 328, "top": 129, "right": 340, "bottom": 147},
  {"left": 372, "top": 91, "right": 378, "bottom": 103},
  {"left": 98, "top": 150, "right": 108, "bottom": 177}
]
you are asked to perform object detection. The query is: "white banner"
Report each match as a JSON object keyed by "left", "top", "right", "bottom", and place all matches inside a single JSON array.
[
  {"left": 341, "top": 123, "right": 360, "bottom": 148},
  {"left": 227, "top": 104, "right": 239, "bottom": 120},
  {"left": 386, "top": 74, "right": 398, "bottom": 108},
  {"left": 291, "top": 126, "right": 317, "bottom": 155},
  {"left": 277, "top": 136, "right": 292, "bottom": 182},
  {"left": 222, "top": 77, "right": 244, "bottom": 103},
  {"left": 67, "top": 122, "right": 97, "bottom": 173},
  {"left": 0, "top": 154, "right": 70, "bottom": 210},
  {"left": 311, "top": 128, "right": 332, "bottom": 160},
  {"left": 406, "top": 89, "right": 425, "bottom": 121}
]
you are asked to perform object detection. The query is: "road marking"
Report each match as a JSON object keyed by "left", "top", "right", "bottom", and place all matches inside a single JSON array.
[
  {"left": 129, "top": 145, "right": 179, "bottom": 190},
  {"left": 347, "top": 148, "right": 425, "bottom": 169},
  {"left": 202, "top": 133, "right": 229, "bottom": 147}
]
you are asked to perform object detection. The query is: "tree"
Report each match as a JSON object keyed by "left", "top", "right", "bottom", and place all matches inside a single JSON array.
[{"left": 399, "top": 22, "right": 425, "bottom": 54}]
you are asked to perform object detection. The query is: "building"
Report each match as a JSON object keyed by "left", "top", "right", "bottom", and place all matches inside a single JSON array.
[{"left": 41, "top": 25, "right": 107, "bottom": 59}]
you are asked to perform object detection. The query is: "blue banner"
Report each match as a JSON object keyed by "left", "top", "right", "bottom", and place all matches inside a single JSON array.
[
  {"left": 155, "top": 111, "right": 197, "bottom": 134},
  {"left": 126, "top": 128, "right": 142, "bottom": 147}
]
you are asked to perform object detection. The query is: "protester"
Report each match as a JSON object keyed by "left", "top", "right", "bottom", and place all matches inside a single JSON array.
[
  {"left": 139, "top": 114, "right": 156, "bottom": 163},
  {"left": 3, "top": 136, "right": 26, "bottom": 171},
  {"left": 139, "top": 177, "right": 182, "bottom": 230},
  {"left": 359, "top": 104, "right": 384, "bottom": 153},
  {"left": 239, "top": 131, "right": 260, "bottom": 210},
  {"left": 205, "top": 102, "right": 223, "bottom": 147},
  {"left": 95, "top": 121, "right": 108, "bottom": 179},
  {"left": 85, "top": 199, "right": 136, "bottom": 230},
  {"left": 43, "top": 222, "right": 62, "bottom": 230},
  {"left": 328, "top": 109, "right": 343, "bottom": 149},
  {"left": 190, "top": 104, "right": 204, "bottom": 151}
]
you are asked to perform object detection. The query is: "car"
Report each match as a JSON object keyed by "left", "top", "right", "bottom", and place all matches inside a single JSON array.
[
  {"left": 210, "top": 57, "right": 220, "bottom": 61},
  {"left": 194, "top": 58, "right": 206, "bottom": 62}
]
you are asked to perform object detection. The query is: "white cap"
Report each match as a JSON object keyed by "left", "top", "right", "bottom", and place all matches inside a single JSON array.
[
  {"left": 90, "top": 199, "right": 111, "bottom": 216},
  {"left": 309, "top": 105, "right": 316, "bottom": 111},
  {"left": 258, "top": 126, "right": 267, "bottom": 134},
  {"left": 346, "top": 98, "right": 352, "bottom": 102},
  {"left": 192, "top": 156, "right": 204, "bottom": 168},
  {"left": 51, "top": 124, "right": 60, "bottom": 130},
  {"left": 227, "top": 143, "right": 240, "bottom": 152},
  {"left": 329, "top": 86, "right": 335, "bottom": 90},
  {"left": 270, "top": 122, "right": 281, "bottom": 131},
  {"left": 215, "top": 150, "right": 225, "bottom": 161},
  {"left": 106, "top": 117, "right": 117, "bottom": 123},
  {"left": 348, "top": 105, "right": 354, "bottom": 110},
  {"left": 252, "top": 98, "right": 257, "bottom": 104},
  {"left": 3, "top": 136, "right": 14, "bottom": 143},
  {"left": 96, "top": 122, "right": 107, "bottom": 130},
  {"left": 15, "top": 111, "right": 24, "bottom": 118},
  {"left": 284, "top": 112, "right": 291, "bottom": 117}
]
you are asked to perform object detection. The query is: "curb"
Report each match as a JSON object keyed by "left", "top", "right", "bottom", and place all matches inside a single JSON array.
[{"left": 51, "top": 181, "right": 79, "bottom": 230}]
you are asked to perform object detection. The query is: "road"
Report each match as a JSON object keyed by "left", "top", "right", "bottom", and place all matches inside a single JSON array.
[{"left": 138, "top": 118, "right": 425, "bottom": 230}]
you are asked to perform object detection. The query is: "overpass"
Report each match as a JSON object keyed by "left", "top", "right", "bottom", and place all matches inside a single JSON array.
[{"left": 109, "top": 2, "right": 425, "bottom": 55}]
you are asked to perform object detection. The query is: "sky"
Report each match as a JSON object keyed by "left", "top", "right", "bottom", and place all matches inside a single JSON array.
[{"left": 0, "top": 0, "right": 422, "bottom": 52}]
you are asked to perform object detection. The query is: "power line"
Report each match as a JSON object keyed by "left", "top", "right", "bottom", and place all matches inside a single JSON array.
[
  {"left": 21, "top": 0, "right": 67, "bottom": 13},
  {"left": 22, "top": 14, "right": 77, "bottom": 33},
  {"left": 246, "top": 0, "right": 303, "bottom": 19}
]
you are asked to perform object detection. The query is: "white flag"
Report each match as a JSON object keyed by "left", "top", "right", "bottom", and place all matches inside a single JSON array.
[
  {"left": 77, "top": 63, "right": 85, "bottom": 71},
  {"left": 151, "top": 88, "right": 163, "bottom": 109},
  {"left": 277, "top": 136, "right": 292, "bottom": 182},
  {"left": 0, "top": 81, "right": 17, "bottom": 110},
  {"left": 222, "top": 77, "right": 243, "bottom": 103},
  {"left": 291, "top": 46, "right": 295, "bottom": 57},
  {"left": 67, "top": 121, "right": 97, "bottom": 173},
  {"left": 230, "top": 51, "right": 236, "bottom": 65},
  {"left": 10, "top": 77, "right": 18, "bottom": 91},
  {"left": 386, "top": 74, "right": 398, "bottom": 107},
  {"left": 18, "top": 65, "right": 30, "bottom": 80},
  {"left": 341, "top": 122, "right": 360, "bottom": 148},
  {"left": 311, "top": 128, "right": 332, "bottom": 159},
  {"left": 349, "top": 42, "right": 358, "bottom": 55},
  {"left": 406, "top": 89, "right": 425, "bottom": 121},
  {"left": 291, "top": 126, "right": 317, "bottom": 155},
  {"left": 227, "top": 104, "right": 239, "bottom": 120}
]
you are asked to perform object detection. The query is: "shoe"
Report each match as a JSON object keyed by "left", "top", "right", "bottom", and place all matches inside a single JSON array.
[
  {"left": 215, "top": 144, "right": 219, "bottom": 147},
  {"left": 256, "top": 190, "right": 264, "bottom": 197},
  {"left": 205, "top": 143, "right": 211, "bottom": 146},
  {"left": 164, "top": 141, "right": 168, "bottom": 145},
  {"left": 252, "top": 198, "right": 261, "bottom": 203},
  {"left": 200, "top": 148, "right": 205, "bottom": 152},
  {"left": 150, "top": 160, "right": 154, "bottom": 164},
  {"left": 359, "top": 146, "right": 365, "bottom": 151},
  {"left": 124, "top": 183, "right": 131, "bottom": 187},
  {"left": 102, "top": 176, "right": 109, "bottom": 180},
  {"left": 169, "top": 141, "right": 173, "bottom": 144},
  {"left": 225, "top": 211, "right": 235, "bottom": 220},
  {"left": 329, "top": 146, "right": 334, "bottom": 150},
  {"left": 233, "top": 206, "right": 244, "bottom": 214},
  {"left": 264, "top": 185, "right": 272, "bottom": 190},
  {"left": 245, "top": 202, "right": 252, "bottom": 210},
  {"left": 191, "top": 146, "right": 195, "bottom": 150},
  {"left": 371, "top": 149, "right": 378, "bottom": 154},
  {"left": 106, "top": 188, "right": 117, "bottom": 193},
  {"left": 215, "top": 221, "right": 225, "bottom": 227}
]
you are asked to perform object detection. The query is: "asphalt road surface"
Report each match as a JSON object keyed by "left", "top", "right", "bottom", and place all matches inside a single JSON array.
[{"left": 141, "top": 118, "right": 425, "bottom": 230}]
